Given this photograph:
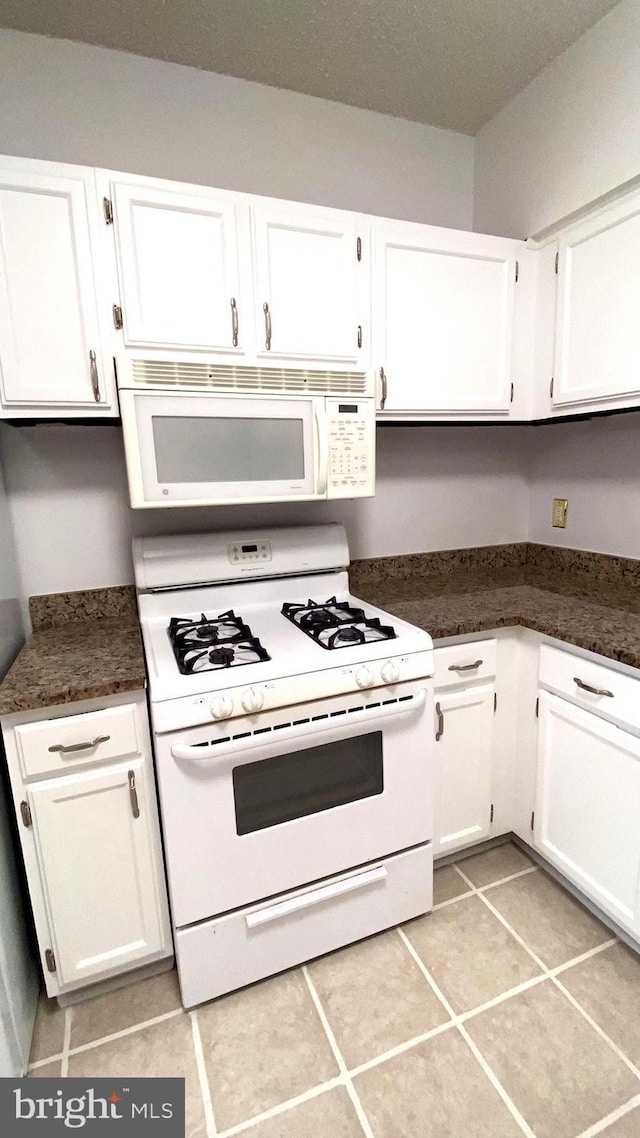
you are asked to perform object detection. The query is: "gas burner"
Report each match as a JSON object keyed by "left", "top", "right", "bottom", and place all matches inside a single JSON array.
[
  {"left": 168, "top": 610, "right": 271, "bottom": 674},
  {"left": 282, "top": 598, "right": 397, "bottom": 650}
]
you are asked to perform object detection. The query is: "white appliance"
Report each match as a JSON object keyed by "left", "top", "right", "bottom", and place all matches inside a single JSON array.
[
  {"left": 116, "top": 358, "right": 375, "bottom": 508},
  {"left": 134, "top": 524, "right": 435, "bottom": 1008},
  {"left": 0, "top": 459, "right": 38, "bottom": 1076}
]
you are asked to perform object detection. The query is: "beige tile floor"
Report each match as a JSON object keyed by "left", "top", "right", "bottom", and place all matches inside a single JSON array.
[{"left": 28, "top": 841, "right": 640, "bottom": 1138}]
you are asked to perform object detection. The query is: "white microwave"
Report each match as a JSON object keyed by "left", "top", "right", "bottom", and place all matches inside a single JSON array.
[{"left": 116, "top": 358, "right": 376, "bottom": 508}]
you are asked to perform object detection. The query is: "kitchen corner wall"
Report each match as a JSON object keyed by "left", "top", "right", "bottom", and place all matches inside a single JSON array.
[{"left": 473, "top": 0, "right": 640, "bottom": 565}]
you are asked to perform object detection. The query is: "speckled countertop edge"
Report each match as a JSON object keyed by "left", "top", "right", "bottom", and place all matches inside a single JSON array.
[{"left": 4, "top": 543, "right": 640, "bottom": 715}]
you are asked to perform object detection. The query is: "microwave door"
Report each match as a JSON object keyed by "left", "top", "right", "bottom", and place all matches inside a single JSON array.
[{"left": 119, "top": 391, "right": 324, "bottom": 507}]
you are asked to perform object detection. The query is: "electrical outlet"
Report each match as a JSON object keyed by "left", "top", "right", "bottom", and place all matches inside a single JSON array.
[{"left": 552, "top": 498, "right": 568, "bottom": 528}]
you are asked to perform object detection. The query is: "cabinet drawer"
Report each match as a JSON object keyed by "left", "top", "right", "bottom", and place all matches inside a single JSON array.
[
  {"left": 434, "top": 639, "right": 497, "bottom": 690},
  {"left": 176, "top": 845, "right": 432, "bottom": 1008},
  {"left": 539, "top": 645, "right": 640, "bottom": 733},
  {"left": 15, "top": 703, "right": 142, "bottom": 780}
]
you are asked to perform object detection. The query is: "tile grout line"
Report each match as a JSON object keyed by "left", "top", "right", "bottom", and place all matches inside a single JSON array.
[
  {"left": 60, "top": 1007, "right": 72, "bottom": 1078},
  {"left": 396, "top": 926, "right": 537, "bottom": 1138},
  {"left": 455, "top": 859, "right": 640, "bottom": 1093},
  {"left": 574, "top": 1091, "right": 640, "bottom": 1138},
  {"left": 65, "top": 1007, "right": 185, "bottom": 1057},
  {"left": 28, "top": 1051, "right": 64, "bottom": 1072},
  {"left": 216, "top": 1079, "right": 344, "bottom": 1138},
  {"left": 552, "top": 975, "right": 640, "bottom": 1081},
  {"left": 349, "top": 1020, "right": 455, "bottom": 1077},
  {"left": 190, "top": 1010, "right": 218, "bottom": 1137},
  {"left": 481, "top": 865, "right": 539, "bottom": 890},
  {"left": 302, "top": 965, "right": 376, "bottom": 1138},
  {"left": 434, "top": 861, "right": 538, "bottom": 910}
]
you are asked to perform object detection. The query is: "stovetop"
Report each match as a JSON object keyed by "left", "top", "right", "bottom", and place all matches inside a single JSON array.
[{"left": 139, "top": 570, "right": 433, "bottom": 705}]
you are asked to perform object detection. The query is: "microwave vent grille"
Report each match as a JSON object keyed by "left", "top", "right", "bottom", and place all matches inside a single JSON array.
[{"left": 128, "top": 360, "right": 368, "bottom": 395}]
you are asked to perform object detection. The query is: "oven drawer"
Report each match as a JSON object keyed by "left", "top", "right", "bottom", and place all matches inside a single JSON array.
[
  {"left": 434, "top": 638, "right": 497, "bottom": 690},
  {"left": 539, "top": 645, "right": 640, "bottom": 733},
  {"left": 15, "top": 703, "right": 142, "bottom": 780},
  {"left": 175, "top": 844, "right": 432, "bottom": 1007}
]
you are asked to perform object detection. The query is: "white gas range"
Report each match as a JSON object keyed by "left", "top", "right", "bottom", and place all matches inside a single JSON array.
[{"left": 134, "top": 524, "right": 435, "bottom": 1007}]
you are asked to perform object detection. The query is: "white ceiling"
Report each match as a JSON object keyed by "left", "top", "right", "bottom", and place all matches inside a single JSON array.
[{"left": 0, "top": 0, "right": 620, "bottom": 134}]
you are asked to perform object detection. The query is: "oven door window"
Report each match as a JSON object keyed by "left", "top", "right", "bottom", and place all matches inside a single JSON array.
[{"left": 232, "top": 731, "right": 383, "bottom": 835}]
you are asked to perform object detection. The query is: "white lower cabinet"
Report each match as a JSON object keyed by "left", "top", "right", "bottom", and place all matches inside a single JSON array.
[
  {"left": 1, "top": 692, "right": 172, "bottom": 997},
  {"left": 433, "top": 678, "right": 496, "bottom": 857},
  {"left": 535, "top": 690, "right": 640, "bottom": 936}
]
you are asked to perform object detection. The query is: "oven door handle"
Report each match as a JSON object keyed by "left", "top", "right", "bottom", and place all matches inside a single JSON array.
[
  {"left": 169, "top": 688, "right": 429, "bottom": 762},
  {"left": 245, "top": 865, "right": 388, "bottom": 929}
]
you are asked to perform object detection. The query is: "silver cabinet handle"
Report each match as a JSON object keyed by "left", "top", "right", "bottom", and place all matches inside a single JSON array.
[
  {"left": 574, "top": 677, "right": 614, "bottom": 698},
  {"left": 230, "top": 297, "right": 239, "bottom": 347},
  {"left": 357, "top": 324, "right": 362, "bottom": 349},
  {"left": 89, "top": 350, "right": 100, "bottom": 403},
  {"left": 448, "top": 660, "right": 483, "bottom": 672},
  {"left": 435, "top": 701, "right": 444, "bottom": 741},
  {"left": 380, "top": 366, "right": 387, "bottom": 409},
  {"left": 128, "top": 769, "right": 140, "bottom": 819},
  {"left": 48, "top": 734, "right": 110, "bottom": 754},
  {"left": 263, "top": 301, "right": 272, "bottom": 350}
]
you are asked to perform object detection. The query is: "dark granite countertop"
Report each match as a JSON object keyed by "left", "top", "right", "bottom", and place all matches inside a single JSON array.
[
  {"left": 350, "top": 544, "right": 640, "bottom": 671},
  {"left": 0, "top": 587, "right": 144, "bottom": 716},
  {"left": 4, "top": 543, "right": 640, "bottom": 715}
]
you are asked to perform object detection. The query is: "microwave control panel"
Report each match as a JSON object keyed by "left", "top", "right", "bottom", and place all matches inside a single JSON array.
[{"left": 326, "top": 400, "right": 375, "bottom": 499}]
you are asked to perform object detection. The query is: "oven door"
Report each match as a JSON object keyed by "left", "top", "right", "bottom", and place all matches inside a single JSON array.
[
  {"left": 118, "top": 388, "right": 325, "bottom": 507},
  {"left": 154, "top": 682, "right": 433, "bottom": 927}
]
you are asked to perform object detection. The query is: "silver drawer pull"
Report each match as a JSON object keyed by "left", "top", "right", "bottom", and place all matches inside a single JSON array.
[
  {"left": 435, "top": 701, "right": 444, "bottom": 741},
  {"left": 574, "top": 677, "right": 614, "bottom": 698},
  {"left": 48, "top": 734, "right": 110, "bottom": 754},
  {"left": 448, "top": 659, "right": 483, "bottom": 672},
  {"left": 263, "top": 301, "right": 272, "bottom": 350}
]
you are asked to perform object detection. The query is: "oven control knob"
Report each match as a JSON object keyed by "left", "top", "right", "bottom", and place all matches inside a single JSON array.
[
  {"left": 241, "top": 687, "right": 264, "bottom": 714},
  {"left": 381, "top": 660, "right": 400, "bottom": 685},
  {"left": 210, "top": 695, "right": 234, "bottom": 720},
  {"left": 356, "top": 665, "right": 375, "bottom": 689}
]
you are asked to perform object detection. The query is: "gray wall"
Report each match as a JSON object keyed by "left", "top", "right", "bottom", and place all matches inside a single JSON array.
[{"left": 0, "top": 29, "right": 474, "bottom": 229}]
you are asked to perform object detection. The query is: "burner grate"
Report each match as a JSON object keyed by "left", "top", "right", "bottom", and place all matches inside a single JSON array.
[
  {"left": 282, "top": 597, "right": 396, "bottom": 650},
  {"left": 168, "top": 609, "right": 271, "bottom": 674}
]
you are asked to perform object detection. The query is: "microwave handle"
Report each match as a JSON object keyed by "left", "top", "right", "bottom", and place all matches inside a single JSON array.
[{"left": 314, "top": 404, "right": 329, "bottom": 496}]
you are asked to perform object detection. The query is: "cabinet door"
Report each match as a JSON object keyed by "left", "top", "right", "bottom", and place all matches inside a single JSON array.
[
  {"left": 111, "top": 180, "right": 246, "bottom": 353},
  {"left": 552, "top": 193, "right": 640, "bottom": 407},
  {"left": 433, "top": 684, "right": 495, "bottom": 857},
  {"left": 28, "top": 760, "right": 169, "bottom": 989},
  {"left": 251, "top": 202, "right": 363, "bottom": 364},
  {"left": 0, "top": 163, "right": 110, "bottom": 410},
  {"left": 535, "top": 692, "right": 640, "bottom": 933},
  {"left": 373, "top": 220, "right": 517, "bottom": 414}
]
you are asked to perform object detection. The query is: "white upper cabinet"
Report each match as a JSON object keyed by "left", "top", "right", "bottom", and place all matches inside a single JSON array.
[
  {"left": 372, "top": 219, "right": 522, "bottom": 416},
  {"left": 107, "top": 177, "right": 248, "bottom": 354},
  {"left": 251, "top": 201, "right": 365, "bottom": 365},
  {"left": 0, "top": 158, "right": 113, "bottom": 415},
  {"left": 551, "top": 191, "right": 640, "bottom": 409}
]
